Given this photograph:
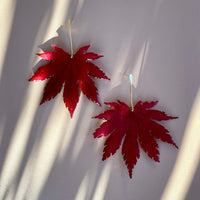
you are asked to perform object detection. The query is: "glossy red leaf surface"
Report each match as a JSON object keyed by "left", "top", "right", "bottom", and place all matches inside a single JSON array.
[
  {"left": 93, "top": 100, "right": 178, "bottom": 178},
  {"left": 29, "top": 45, "right": 110, "bottom": 117}
]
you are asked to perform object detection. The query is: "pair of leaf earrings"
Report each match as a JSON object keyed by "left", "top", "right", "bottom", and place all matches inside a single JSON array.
[{"left": 29, "top": 20, "right": 178, "bottom": 178}]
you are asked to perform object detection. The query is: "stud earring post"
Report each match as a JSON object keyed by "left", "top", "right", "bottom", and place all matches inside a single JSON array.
[
  {"left": 124, "top": 73, "right": 134, "bottom": 111},
  {"left": 129, "top": 74, "right": 134, "bottom": 111},
  {"left": 67, "top": 20, "right": 73, "bottom": 58}
]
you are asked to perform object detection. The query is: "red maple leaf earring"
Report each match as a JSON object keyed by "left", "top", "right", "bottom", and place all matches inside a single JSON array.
[
  {"left": 29, "top": 20, "right": 110, "bottom": 117},
  {"left": 93, "top": 74, "right": 178, "bottom": 178}
]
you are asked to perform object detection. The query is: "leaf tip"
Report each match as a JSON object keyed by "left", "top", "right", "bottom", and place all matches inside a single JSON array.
[
  {"left": 36, "top": 53, "right": 42, "bottom": 57},
  {"left": 102, "top": 157, "right": 106, "bottom": 161},
  {"left": 40, "top": 97, "right": 48, "bottom": 105},
  {"left": 70, "top": 112, "right": 73, "bottom": 118},
  {"left": 28, "top": 77, "right": 33, "bottom": 81},
  {"left": 67, "top": 107, "right": 75, "bottom": 118},
  {"left": 129, "top": 170, "right": 133, "bottom": 179},
  {"left": 173, "top": 142, "right": 178, "bottom": 149},
  {"left": 105, "top": 76, "right": 111, "bottom": 81},
  {"left": 40, "top": 101, "right": 44, "bottom": 105}
]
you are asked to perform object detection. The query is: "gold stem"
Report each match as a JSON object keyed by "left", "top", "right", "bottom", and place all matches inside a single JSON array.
[
  {"left": 129, "top": 74, "right": 134, "bottom": 111},
  {"left": 67, "top": 20, "right": 73, "bottom": 58}
]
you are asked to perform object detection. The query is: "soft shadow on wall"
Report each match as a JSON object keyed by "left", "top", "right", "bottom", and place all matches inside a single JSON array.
[{"left": 0, "top": 0, "right": 200, "bottom": 200}]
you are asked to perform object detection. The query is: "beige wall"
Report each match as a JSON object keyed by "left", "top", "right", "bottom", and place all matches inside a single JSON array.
[{"left": 0, "top": 0, "right": 199, "bottom": 199}]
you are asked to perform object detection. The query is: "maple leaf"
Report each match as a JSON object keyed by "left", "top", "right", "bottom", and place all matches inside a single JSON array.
[
  {"left": 29, "top": 45, "right": 110, "bottom": 117},
  {"left": 93, "top": 100, "right": 178, "bottom": 178}
]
